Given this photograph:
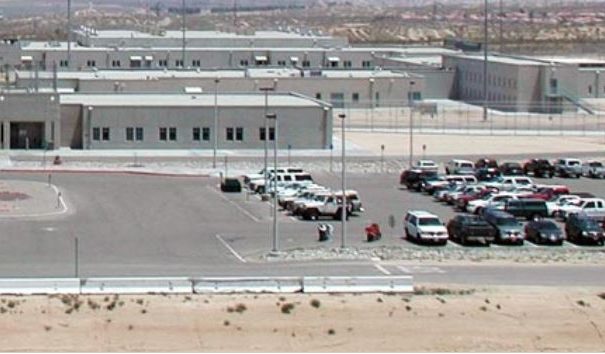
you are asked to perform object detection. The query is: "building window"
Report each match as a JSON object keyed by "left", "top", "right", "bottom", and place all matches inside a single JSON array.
[
  {"left": 92, "top": 127, "right": 100, "bottom": 141},
  {"left": 352, "top": 93, "right": 359, "bottom": 103},
  {"left": 315, "top": 93, "right": 322, "bottom": 100},
  {"left": 102, "top": 127, "right": 110, "bottom": 141},
  {"left": 159, "top": 127, "right": 167, "bottom": 141},
  {"left": 112, "top": 60, "right": 121, "bottom": 68},
  {"left": 226, "top": 127, "right": 234, "bottom": 141},
  {"left": 59, "top": 60, "right": 69, "bottom": 67},
  {"left": 236, "top": 127, "right": 244, "bottom": 141},
  {"left": 259, "top": 127, "right": 275, "bottom": 141},
  {"left": 135, "top": 127, "right": 144, "bottom": 141},
  {"left": 169, "top": 127, "right": 177, "bottom": 141},
  {"left": 302, "top": 60, "right": 310, "bottom": 68},
  {"left": 277, "top": 60, "right": 286, "bottom": 66},
  {"left": 240, "top": 59, "right": 249, "bottom": 66},
  {"left": 343, "top": 60, "right": 352, "bottom": 68},
  {"left": 192, "top": 59, "right": 201, "bottom": 67},
  {"left": 588, "top": 85, "right": 593, "bottom": 94},
  {"left": 202, "top": 127, "right": 210, "bottom": 141},
  {"left": 126, "top": 127, "right": 134, "bottom": 141},
  {"left": 175, "top": 59, "right": 184, "bottom": 67},
  {"left": 86, "top": 60, "right": 96, "bottom": 67},
  {"left": 193, "top": 127, "right": 201, "bottom": 141},
  {"left": 158, "top": 59, "right": 168, "bottom": 67},
  {"left": 362, "top": 60, "right": 372, "bottom": 68}
]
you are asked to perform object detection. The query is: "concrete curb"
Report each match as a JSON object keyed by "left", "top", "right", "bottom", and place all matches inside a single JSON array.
[{"left": 0, "top": 168, "right": 210, "bottom": 178}]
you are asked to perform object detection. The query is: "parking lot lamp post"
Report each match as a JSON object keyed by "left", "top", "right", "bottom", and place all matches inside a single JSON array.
[
  {"left": 408, "top": 81, "right": 415, "bottom": 169},
  {"left": 339, "top": 113, "right": 347, "bottom": 249},
  {"left": 266, "top": 113, "right": 278, "bottom": 253},
  {"left": 213, "top": 78, "right": 219, "bottom": 168},
  {"left": 260, "top": 87, "right": 274, "bottom": 195}
]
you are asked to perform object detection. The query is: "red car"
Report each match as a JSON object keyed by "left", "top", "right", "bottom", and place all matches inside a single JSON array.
[
  {"left": 455, "top": 188, "right": 497, "bottom": 211},
  {"left": 521, "top": 186, "right": 570, "bottom": 201}
]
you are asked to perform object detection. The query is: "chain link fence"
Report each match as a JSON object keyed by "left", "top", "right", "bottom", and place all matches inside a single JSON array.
[{"left": 332, "top": 99, "right": 605, "bottom": 136}]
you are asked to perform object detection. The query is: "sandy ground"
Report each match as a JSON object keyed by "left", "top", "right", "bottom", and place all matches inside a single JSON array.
[{"left": 0, "top": 286, "right": 604, "bottom": 352}]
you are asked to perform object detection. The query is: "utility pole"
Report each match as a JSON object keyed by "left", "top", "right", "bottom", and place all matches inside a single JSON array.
[
  {"left": 67, "top": 0, "right": 71, "bottom": 69},
  {"left": 499, "top": 0, "right": 503, "bottom": 52},
  {"left": 483, "top": 0, "right": 489, "bottom": 122}
]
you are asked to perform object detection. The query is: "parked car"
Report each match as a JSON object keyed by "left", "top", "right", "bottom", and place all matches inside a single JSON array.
[
  {"left": 523, "top": 186, "right": 570, "bottom": 201},
  {"left": 475, "top": 168, "right": 501, "bottom": 182},
  {"left": 434, "top": 184, "right": 466, "bottom": 203},
  {"left": 400, "top": 169, "right": 437, "bottom": 191},
  {"left": 482, "top": 176, "right": 534, "bottom": 192},
  {"left": 336, "top": 190, "right": 364, "bottom": 214},
  {"left": 466, "top": 192, "right": 518, "bottom": 215},
  {"left": 221, "top": 178, "right": 242, "bottom": 193},
  {"left": 556, "top": 198, "right": 605, "bottom": 221},
  {"left": 446, "top": 214, "right": 496, "bottom": 245},
  {"left": 502, "top": 198, "right": 548, "bottom": 221},
  {"left": 447, "top": 185, "right": 485, "bottom": 205},
  {"left": 554, "top": 158, "right": 582, "bottom": 178},
  {"left": 523, "top": 159, "right": 555, "bottom": 178},
  {"left": 299, "top": 193, "right": 351, "bottom": 221},
  {"left": 456, "top": 188, "right": 497, "bottom": 212},
  {"left": 499, "top": 162, "right": 524, "bottom": 176},
  {"left": 524, "top": 220, "right": 565, "bottom": 245},
  {"left": 483, "top": 208, "right": 525, "bottom": 245},
  {"left": 475, "top": 158, "right": 499, "bottom": 173},
  {"left": 565, "top": 213, "right": 605, "bottom": 246},
  {"left": 413, "top": 160, "right": 439, "bottom": 173},
  {"left": 445, "top": 159, "right": 475, "bottom": 175},
  {"left": 404, "top": 210, "right": 448, "bottom": 245},
  {"left": 545, "top": 194, "right": 583, "bottom": 217},
  {"left": 581, "top": 160, "right": 605, "bottom": 178}
]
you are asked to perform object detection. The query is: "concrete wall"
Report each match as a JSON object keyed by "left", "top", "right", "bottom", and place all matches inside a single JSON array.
[
  {"left": 73, "top": 104, "right": 331, "bottom": 150},
  {"left": 0, "top": 93, "right": 61, "bottom": 149},
  {"left": 577, "top": 69, "right": 605, "bottom": 98}
]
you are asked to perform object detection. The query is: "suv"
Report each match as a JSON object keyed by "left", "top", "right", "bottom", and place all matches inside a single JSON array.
[
  {"left": 523, "top": 159, "right": 555, "bottom": 178},
  {"left": 445, "top": 159, "right": 475, "bottom": 175},
  {"left": 483, "top": 208, "right": 525, "bottom": 245},
  {"left": 556, "top": 197, "right": 605, "bottom": 221},
  {"left": 299, "top": 193, "right": 351, "bottom": 221},
  {"left": 502, "top": 198, "right": 548, "bottom": 221},
  {"left": 446, "top": 214, "right": 496, "bottom": 246},
  {"left": 565, "top": 213, "right": 605, "bottom": 246},
  {"left": 404, "top": 211, "right": 448, "bottom": 245},
  {"left": 581, "top": 160, "right": 605, "bottom": 179},
  {"left": 483, "top": 176, "right": 534, "bottom": 192},
  {"left": 475, "top": 158, "right": 499, "bottom": 173},
  {"left": 554, "top": 158, "right": 582, "bottom": 178},
  {"left": 499, "top": 162, "right": 524, "bottom": 176}
]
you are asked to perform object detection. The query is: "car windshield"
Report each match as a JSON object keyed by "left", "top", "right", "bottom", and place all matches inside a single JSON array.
[
  {"left": 425, "top": 174, "right": 442, "bottom": 181},
  {"left": 460, "top": 163, "right": 473, "bottom": 168},
  {"left": 589, "top": 162, "right": 603, "bottom": 167},
  {"left": 497, "top": 217, "right": 518, "bottom": 226},
  {"left": 314, "top": 195, "right": 328, "bottom": 202},
  {"left": 569, "top": 160, "right": 580, "bottom": 166},
  {"left": 419, "top": 217, "right": 442, "bottom": 226},
  {"left": 535, "top": 221, "right": 558, "bottom": 230}
]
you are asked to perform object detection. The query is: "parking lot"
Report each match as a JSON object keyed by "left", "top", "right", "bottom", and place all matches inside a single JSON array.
[{"left": 0, "top": 168, "right": 604, "bottom": 284}]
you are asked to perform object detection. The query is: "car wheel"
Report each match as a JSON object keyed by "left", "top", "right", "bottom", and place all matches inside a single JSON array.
[
  {"left": 445, "top": 168, "right": 450, "bottom": 175},
  {"left": 475, "top": 207, "right": 483, "bottom": 215},
  {"left": 308, "top": 210, "right": 319, "bottom": 221},
  {"left": 598, "top": 239, "right": 604, "bottom": 246},
  {"left": 517, "top": 240, "right": 524, "bottom": 246}
]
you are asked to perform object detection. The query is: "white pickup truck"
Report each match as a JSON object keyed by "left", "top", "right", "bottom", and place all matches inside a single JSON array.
[
  {"left": 482, "top": 176, "right": 534, "bottom": 192},
  {"left": 581, "top": 161, "right": 605, "bottom": 179},
  {"left": 556, "top": 198, "right": 605, "bottom": 221}
]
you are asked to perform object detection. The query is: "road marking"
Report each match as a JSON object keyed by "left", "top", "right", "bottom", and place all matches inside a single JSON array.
[
  {"left": 0, "top": 183, "right": 69, "bottom": 219},
  {"left": 447, "top": 240, "right": 462, "bottom": 248},
  {"left": 525, "top": 240, "right": 539, "bottom": 248},
  {"left": 397, "top": 265, "right": 445, "bottom": 274},
  {"left": 206, "top": 185, "right": 260, "bottom": 222},
  {"left": 373, "top": 264, "right": 391, "bottom": 275},
  {"left": 215, "top": 234, "right": 247, "bottom": 263}
]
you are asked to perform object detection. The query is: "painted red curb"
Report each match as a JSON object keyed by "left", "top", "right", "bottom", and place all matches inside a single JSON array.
[{"left": 0, "top": 168, "right": 210, "bottom": 178}]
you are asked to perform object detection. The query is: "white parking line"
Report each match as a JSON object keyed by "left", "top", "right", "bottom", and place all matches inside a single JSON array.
[
  {"left": 525, "top": 240, "right": 539, "bottom": 248},
  {"left": 206, "top": 185, "right": 261, "bottom": 222},
  {"left": 373, "top": 264, "right": 391, "bottom": 275},
  {"left": 215, "top": 234, "right": 247, "bottom": 263},
  {"left": 447, "top": 240, "right": 462, "bottom": 248},
  {"left": 565, "top": 241, "right": 579, "bottom": 248}
]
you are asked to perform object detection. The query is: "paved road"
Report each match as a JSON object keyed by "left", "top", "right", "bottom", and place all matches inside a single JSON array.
[{"left": 0, "top": 171, "right": 603, "bottom": 287}]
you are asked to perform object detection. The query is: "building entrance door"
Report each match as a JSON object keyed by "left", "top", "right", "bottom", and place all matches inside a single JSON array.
[{"left": 10, "top": 122, "right": 45, "bottom": 149}]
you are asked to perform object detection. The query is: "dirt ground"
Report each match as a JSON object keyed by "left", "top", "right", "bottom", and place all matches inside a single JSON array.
[{"left": 0, "top": 286, "right": 604, "bottom": 352}]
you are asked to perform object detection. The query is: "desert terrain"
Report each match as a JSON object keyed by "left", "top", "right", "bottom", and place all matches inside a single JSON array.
[{"left": 0, "top": 285, "right": 603, "bottom": 352}]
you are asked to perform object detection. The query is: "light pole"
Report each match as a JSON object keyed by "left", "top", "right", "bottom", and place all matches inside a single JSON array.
[
  {"left": 260, "top": 86, "right": 275, "bottom": 194},
  {"left": 213, "top": 78, "right": 219, "bottom": 168},
  {"left": 266, "top": 113, "right": 279, "bottom": 253},
  {"left": 408, "top": 81, "right": 415, "bottom": 169},
  {"left": 483, "top": 0, "right": 489, "bottom": 122},
  {"left": 339, "top": 113, "right": 347, "bottom": 249}
]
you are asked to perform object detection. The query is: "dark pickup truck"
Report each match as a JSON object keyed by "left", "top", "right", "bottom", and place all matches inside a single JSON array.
[
  {"left": 523, "top": 159, "right": 555, "bottom": 178},
  {"left": 446, "top": 214, "right": 497, "bottom": 245},
  {"left": 503, "top": 198, "right": 548, "bottom": 221}
]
